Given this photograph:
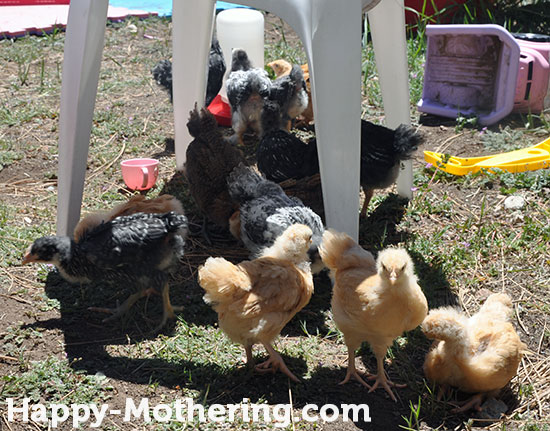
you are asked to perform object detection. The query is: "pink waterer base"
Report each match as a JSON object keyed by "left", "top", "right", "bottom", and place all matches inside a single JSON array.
[
  {"left": 418, "top": 25, "right": 550, "bottom": 125},
  {"left": 513, "top": 37, "right": 550, "bottom": 113}
]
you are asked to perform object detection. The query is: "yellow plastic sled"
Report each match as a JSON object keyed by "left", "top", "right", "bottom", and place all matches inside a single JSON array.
[{"left": 424, "top": 137, "right": 550, "bottom": 176}]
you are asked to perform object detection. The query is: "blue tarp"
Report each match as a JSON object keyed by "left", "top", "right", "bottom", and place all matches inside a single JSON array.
[{"left": 108, "top": 1, "right": 247, "bottom": 17}]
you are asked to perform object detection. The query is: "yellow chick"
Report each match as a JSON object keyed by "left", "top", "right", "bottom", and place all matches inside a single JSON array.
[
  {"left": 422, "top": 293, "right": 527, "bottom": 412},
  {"left": 198, "top": 224, "right": 314, "bottom": 382},
  {"left": 320, "top": 229, "right": 428, "bottom": 401}
]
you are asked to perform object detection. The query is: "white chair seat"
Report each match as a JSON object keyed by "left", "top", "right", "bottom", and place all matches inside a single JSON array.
[{"left": 57, "top": 0, "right": 412, "bottom": 241}]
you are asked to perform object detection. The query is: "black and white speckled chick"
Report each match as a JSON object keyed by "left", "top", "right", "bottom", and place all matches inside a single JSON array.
[
  {"left": 257, "top": 100, "right": 319, "bottom": 182},
  {"left": 226, "top": 49, "right": 271, "bottom": 144},
  {"left": 23, "top": 212, "right": 188, "bottom": 328},
  {"left": 227, "top": 164, "right": 325, "bottom": 273},
  {"left": 268, "top": 64, "right": 308, "bottom": 128},
  {"left": 152, "top": 37, "right": 226, "bottom": 107}
]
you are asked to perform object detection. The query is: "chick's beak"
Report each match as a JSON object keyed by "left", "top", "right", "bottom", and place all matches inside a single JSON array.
[
  {"left": 21, "top": 253, "right": 37, "bottom": 265},
  {"left": 389, "top": 270, "right": 398, "bottom": 284},
  {"left": 21, "top": 245, "right": 36, "bottom": 265}
]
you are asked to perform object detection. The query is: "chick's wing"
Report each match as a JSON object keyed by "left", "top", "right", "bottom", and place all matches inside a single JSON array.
[
  {"left": 236, "top": 258, "right": 310, "bottom": 317},
  {"left": 81, "top": 214, "right": 177, "bottom": 266}
]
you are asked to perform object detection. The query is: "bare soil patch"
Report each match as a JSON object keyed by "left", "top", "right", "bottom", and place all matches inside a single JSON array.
[{"left": 1, "top": 13, "right": 549, "bottom": 431}]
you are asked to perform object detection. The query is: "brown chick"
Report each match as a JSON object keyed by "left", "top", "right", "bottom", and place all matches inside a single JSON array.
[
  {"left": 73, "top": 194, "right": 184, "bottom": 242},
  {"left": 267, "top": 59, "right": 314, "bottom": 126},
  {"left": 422, "top": 293, "right": 527, "bottom": 413},
  {"left": 198, "top": 224, "right": 314, "bottom": 382},
  {"left": 319, "top": 229, "right": 428, "bottom": 401},
  {"left": 184, "top": 106, "right": 246, "bottom": 240}
]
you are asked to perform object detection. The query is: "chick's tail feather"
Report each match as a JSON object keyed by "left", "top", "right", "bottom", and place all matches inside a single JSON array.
[
  {"left": 478, "top": 293, "right": 513, "bottom": 322},
  {"left": 198, "top": 257, "right": 250, "bottom": 304},
  {"left": 422, "top": 308, "right": 471, "bottom": 358},
  {"left": 319, "top": 229, "right": 375, "bottom": 272},
  {"left": 393, "top": 124, "right": 423, "bottom": 160},
  {"left": 186, "top": 106, "right": 219, "bottom": 140}
]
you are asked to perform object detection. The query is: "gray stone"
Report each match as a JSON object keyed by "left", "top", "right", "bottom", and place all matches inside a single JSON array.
[{"left": 504, "top": 195, "right": 525, "bottom": 210}]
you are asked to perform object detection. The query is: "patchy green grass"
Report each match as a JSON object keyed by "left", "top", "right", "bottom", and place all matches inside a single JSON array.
[
  {"left": 1, "top": 356, "right": 113, "bottom": 404},
  {"left": 1, "top": 4, "right": 550, "bottom": 431}
]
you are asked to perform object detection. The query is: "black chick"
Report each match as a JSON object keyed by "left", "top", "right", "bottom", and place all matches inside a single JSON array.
[
  {"left": 22, "top": 212, "right": 188, "bottom": 330},
  {"left": 184, "top": 106, "right": 247, "bottom": 242},
  {"left": 301, "top": 120, "right": 421, "bottom": 215},
  {"left": 268, "top": 64, "right": 308, "bottom": 130},
  {"left": 226, "top": 49, "right": 271, "bottom": 145},
  {"left": 227, "top": 164, "right": 325, "bottom": 273},
  {"left": 256, "top": 100, "right": 319, "bottom": 182},
  {"left": 152, "top": 59, "right": 173, "bottom": 100},
  {"left": 152, "top": 37, "right": 226, "bottom": 107},
  {"left": 357, "top": 121, "right": 422, "bottom": 215}
]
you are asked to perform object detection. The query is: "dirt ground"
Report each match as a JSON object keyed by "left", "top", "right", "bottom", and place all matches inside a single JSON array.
[{"left": 1, "top": 12, "right": 549, "bottom": 431}]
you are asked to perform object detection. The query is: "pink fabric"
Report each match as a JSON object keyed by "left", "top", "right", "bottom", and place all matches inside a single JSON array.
[{"left": 0, "top": 5, "right": 156, "bottom": 38}]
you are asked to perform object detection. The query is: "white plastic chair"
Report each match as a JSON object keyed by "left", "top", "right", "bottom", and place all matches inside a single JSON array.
[{"left": 57, "top": 0, "right": 411, "bottom": 241}]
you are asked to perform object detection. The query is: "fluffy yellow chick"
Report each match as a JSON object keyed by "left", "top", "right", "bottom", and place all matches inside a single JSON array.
[
  {"left": 319, "top": 229, "right": 428, "bottom": 401},
  {"left": 422, "top": 293, "right": 527, "bottom": 412},
  {"left": 198, "top": 224, "right": 314, "bottom": 382}
]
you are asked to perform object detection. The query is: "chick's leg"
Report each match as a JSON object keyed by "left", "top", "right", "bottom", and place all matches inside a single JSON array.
[
  {"left": 437, "top": 384, "right": 450, "bottom": 401},
  {"left": 339, "top": 346, "right": 372, "bottom": 389},
  {"left": 155, "top": 283, "right": 183, "bottom": 331},
  {"left": 451, "top": 393, "right": 485, "bottom": 413},
  {"left": 245, "top": 345, "right": 254, "bottom": 367},
  {"left": 366, "top": 347, "right": 406, "bottom": 402},
  {"left": 255, "top": 342, "right": 299, "bottom": 382},
  {"left": 360, "top": 188, "right": 374, "bottom": 217},
  {"left": 88, "top": 290, "right": 147, "bottom": 322}
]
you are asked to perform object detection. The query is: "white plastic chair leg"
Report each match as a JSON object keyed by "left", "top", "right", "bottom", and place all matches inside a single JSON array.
[
  {"left": 217, "top": 0, "right": 363, "bottom": 240},
  {"left": 57, "top": 0, "right": 109, "bottom": 236},
  {"left": 305, "top": 1, "right": 363, "bottom": 240},
  {"left": 368, "top": 0, "right": 413, "bottom": 199},
  {"left": 171, "top": 0, "right": 216, "bottom": 170}
]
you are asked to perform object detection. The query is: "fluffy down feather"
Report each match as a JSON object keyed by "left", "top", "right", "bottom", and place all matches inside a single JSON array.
[
  {"left": 23, "top": 212, "right": 188, "bottom": 329},
  {"left": 267, "top": 59, "right": 313, "bottom": 125},
  {"left": 257, "top": 120, "right": 420, "bottom": 208},
  {"left": 256, "top": 100, "right": 319, "bottom": 182},
  {"left": 198, "top": 224, "right": 314, "bottom": 381},
  {"left": 226, "top": 49, "right": 271, "bottom": 143},
  {"left": 227, "top": 164, "right": 324, "bottom": 273},
  {"left": 184, "top": 107, "right": 246, "bottom": 230},
  {"left": 359, "top": 121, "right": 421, "bottom": 190},
  {"left": 268, "top": 64, "right": 308, "bottom": 128},
  {"left": 73, "top": 194, "right": 184, "bottom": 242},
  {"left": 320, "top": 229, "right": 428, "bottom": 401},
  {"left": 422, "top": 293, "right": 527, "bottom": 412}
]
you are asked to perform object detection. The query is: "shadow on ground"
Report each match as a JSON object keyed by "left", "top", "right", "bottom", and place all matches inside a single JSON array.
[{"left": 23, "top": 169, "right": 473, "bottom": 430}]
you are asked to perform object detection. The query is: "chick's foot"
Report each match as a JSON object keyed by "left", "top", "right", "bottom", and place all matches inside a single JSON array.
[
  {"left": 450, "top": 393, "right": 484, "bottom": 413},
  {"left": 256, "top": 345, "right": 299, "bottom": 382},
  {"left": 339, "top": 349, "right": 372, "bottom": 389},
  {"left": 366, "top": 372, "right": 405, "bottom": 402},
  {"left": 339, "top": 366, "right": 372, "bottom": 389}
]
